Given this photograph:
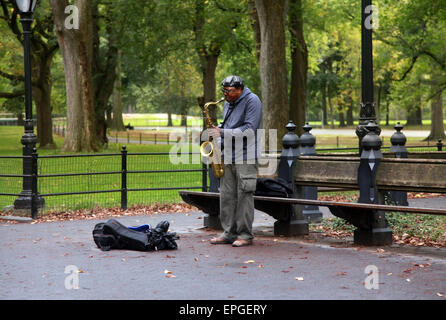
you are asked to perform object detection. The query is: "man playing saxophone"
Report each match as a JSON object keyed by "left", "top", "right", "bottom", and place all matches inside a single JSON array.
[{"left": 208, "top": 75, "right": 262, "bottom": 247}]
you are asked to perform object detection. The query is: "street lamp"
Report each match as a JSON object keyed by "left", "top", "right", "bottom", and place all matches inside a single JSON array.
[
  {"left": 353, "top": 0, "right": 392, "bottom": 246},
  {"left": 15, "top": 0, "right": 38, "bottom": 13},
  {"left": 356, "top": 0, "right": 381, "bottom": 152},
  {"left": 13, "top": 0, "right": 44, "bottom": 214}
]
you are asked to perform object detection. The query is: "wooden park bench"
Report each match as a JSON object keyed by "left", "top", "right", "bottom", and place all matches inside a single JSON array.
[{"left": 179, "top": 121, "right": 446, "bottom": 246}]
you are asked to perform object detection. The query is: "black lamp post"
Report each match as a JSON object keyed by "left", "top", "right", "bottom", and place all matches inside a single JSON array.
[
  {"left": 356, "top": 0, "right": 381, "bottom": 151},
  {"left": 353, "top": 0, "right": 392, "bottom": 246},
  {"left": 13, "top": 0, "right": 44, "bottom": 212}
]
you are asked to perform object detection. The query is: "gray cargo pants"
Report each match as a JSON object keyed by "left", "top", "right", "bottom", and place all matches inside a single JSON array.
[{"left": 219, "top": 163, "right": 258, "bottom": 242}]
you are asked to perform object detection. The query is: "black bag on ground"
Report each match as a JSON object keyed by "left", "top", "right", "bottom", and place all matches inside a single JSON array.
[
  {"left": 147, "top": 220, "right": 179, "bottom": 250},
  {"left": 92, "top": 219, "right": 179, "bottom": 252},
  {"left": 254, "top": 177, "right": 294, "bottom": 198},
  {"left": 93, "top": 222, "right": 121, "bottom": 251}
]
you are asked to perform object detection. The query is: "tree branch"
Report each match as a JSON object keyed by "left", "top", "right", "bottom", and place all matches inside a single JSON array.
[
  {"left": 420, "top": 50, "right": 446, "bottom": 71},
  {"left": 0, "top": 89, "right": 24, "bottom": 98},
  {"left": 393, "top": 55, "right": 419, "bottom": 82},
  {"left": 0, "top": 69, "right": 25, "bottom": 82}
]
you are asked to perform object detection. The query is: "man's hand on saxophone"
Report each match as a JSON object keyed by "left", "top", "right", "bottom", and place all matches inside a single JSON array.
[{"left": 208, "top": 125, "right": 221, "bottom": 138}]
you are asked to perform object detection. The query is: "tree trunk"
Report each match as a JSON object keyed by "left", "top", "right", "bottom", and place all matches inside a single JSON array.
[
  {"left": 111, "top": 51, "right": 125, "bottom": 131},
  {"left": 288, "top": 0, "right": 308, "bottom": 135},
  {"left": 180, "top": 83, "right": 188, "bottom": 127},
  {"left": 406, "top": 105, "right": 422, "bottom": 126},
  {"left": 255, "top": 0, "right": 289, "bottom": 146},
  {"left": 33, "top": 53, "right": 55, "bottom": 148},
  {"left": 51, "top": 0, "right": 99, "bottom": 152},
  {"left": 194, "top": 0, "right": 220, "bottom": 129},
  {"left": 426, "top": 88, "right": 445, "bottom": 141},
  {"left": 375, "top": 85, "right": 381, "bottom": 125},
  {"left": 248, "top": 0, "right": 261, "bottom": 65},
  {"left": 346, "top": 93, "right": 354, "bottom": 126},
  {"left": 93, "top": 4, "right": 118, "bottom": 145},
  {"left": 322, "top": 84, "right": 328, "bottom": 126},
  {"left": 328, "top": 95, "right": 334, "bottom": 129},
  {"left": 338, "top": 107, "right": 345, "bottom": 127}
]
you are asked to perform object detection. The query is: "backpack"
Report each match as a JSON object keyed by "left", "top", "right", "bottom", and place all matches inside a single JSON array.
[
  {"left": 93, "top": 219, "right": 179, "bottom": 252},
  {"left": 254, "top": 177, "right": 294, "bottom": 198}
]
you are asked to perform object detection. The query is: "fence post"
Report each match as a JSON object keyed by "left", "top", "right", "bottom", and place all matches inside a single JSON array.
[
  {"left": 299, "top": 123, "right": 323, "bottom": 222},
  {"left": 31, "top": 147, "right": 38, "bottom": 219},
  {"left": 274, "top": 121, "right": 309, "bottom": 236},
  {"left": 437, "top": 139, "right": 443, "bottom": 151},
  {"left": 388, "top": 122, "right": 408, "bottom": 206},
  {"left": 121, "top": 145, "right": 128, "bottom": 210}
]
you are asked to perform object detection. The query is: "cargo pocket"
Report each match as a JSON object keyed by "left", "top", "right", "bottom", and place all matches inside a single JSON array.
[{"left": 239, "top": 174, "right": 257, "bottom": 193}]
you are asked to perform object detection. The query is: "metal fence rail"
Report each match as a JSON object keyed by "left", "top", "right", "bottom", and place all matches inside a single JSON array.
[{"left": 0, "top": 148, "right": 206, "bottom": 217}]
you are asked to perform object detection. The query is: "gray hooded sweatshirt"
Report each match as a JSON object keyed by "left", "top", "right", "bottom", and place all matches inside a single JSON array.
[{"left": 218, "top": 86, "right": 262, "bottom": 163}]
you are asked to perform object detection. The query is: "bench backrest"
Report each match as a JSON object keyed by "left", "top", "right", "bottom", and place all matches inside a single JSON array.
[{"left": 294, "top": 156, "right": 446, "bottom": 193}]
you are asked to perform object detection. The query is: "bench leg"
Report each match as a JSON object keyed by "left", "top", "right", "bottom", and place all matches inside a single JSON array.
[
  {"left": 203, "top": 214, "right": 223, "bottom": 230},
  {"left": 353, "top": 210, "right": 393, "bottom": 246},
  {"left": 273, "top": 205, "right": 309, "bottom": 236},
  {"left": 354, "top": 228, "right": 393, "bottom": 246}
]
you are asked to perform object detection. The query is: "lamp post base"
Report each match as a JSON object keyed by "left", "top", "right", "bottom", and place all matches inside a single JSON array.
[
  {"left": 274, "top": 219, "right": 309, "bottom": 237},
  {"left": 13, "top": 192, "right": 45, "bottom": 210}
]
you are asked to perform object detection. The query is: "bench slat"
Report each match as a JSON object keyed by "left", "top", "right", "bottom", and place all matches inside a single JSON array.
[{"left": 179, "top": 191, "right": 446, "bottom": 216}]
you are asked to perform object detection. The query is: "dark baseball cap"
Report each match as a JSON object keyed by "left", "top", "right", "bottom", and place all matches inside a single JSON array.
[{"left": 221, "top": 75, "right": 244, "bottom": 88}]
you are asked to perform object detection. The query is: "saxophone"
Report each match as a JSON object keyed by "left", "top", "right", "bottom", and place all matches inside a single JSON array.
[{"left": 200, "top": 98, "right": 225, "bottom": 178}]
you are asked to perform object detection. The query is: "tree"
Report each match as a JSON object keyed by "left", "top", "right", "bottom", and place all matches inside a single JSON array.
[
  {"left": 51, "top": 0, "right": 99, "bottom": 152},
  {"left": 288, "top": 0, "right": 308, "bottom": 135},
  {"left": 0, "top": 0, "right": 57, "bottom": 148},
  {"left": 111, "top": 50, "right": 125, "bottom": 131},
  {"left": 254, "top": 0, "right": 289, "bottom": 145},
  {"left": 376, "top": 0, "right": 446, "bottom": 139},
  {"left": 51, "top": 0, "right": 119, "bottom": 151}
]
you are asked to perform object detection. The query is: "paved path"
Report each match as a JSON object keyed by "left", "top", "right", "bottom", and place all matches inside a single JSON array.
[{"left": 1, "top": 202, "right": 445, "bottom": 301}]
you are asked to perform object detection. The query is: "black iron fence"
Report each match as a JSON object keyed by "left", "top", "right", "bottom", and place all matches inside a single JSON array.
[{"left": 0, "top": 147, "right": 206, "bottom": 218}]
